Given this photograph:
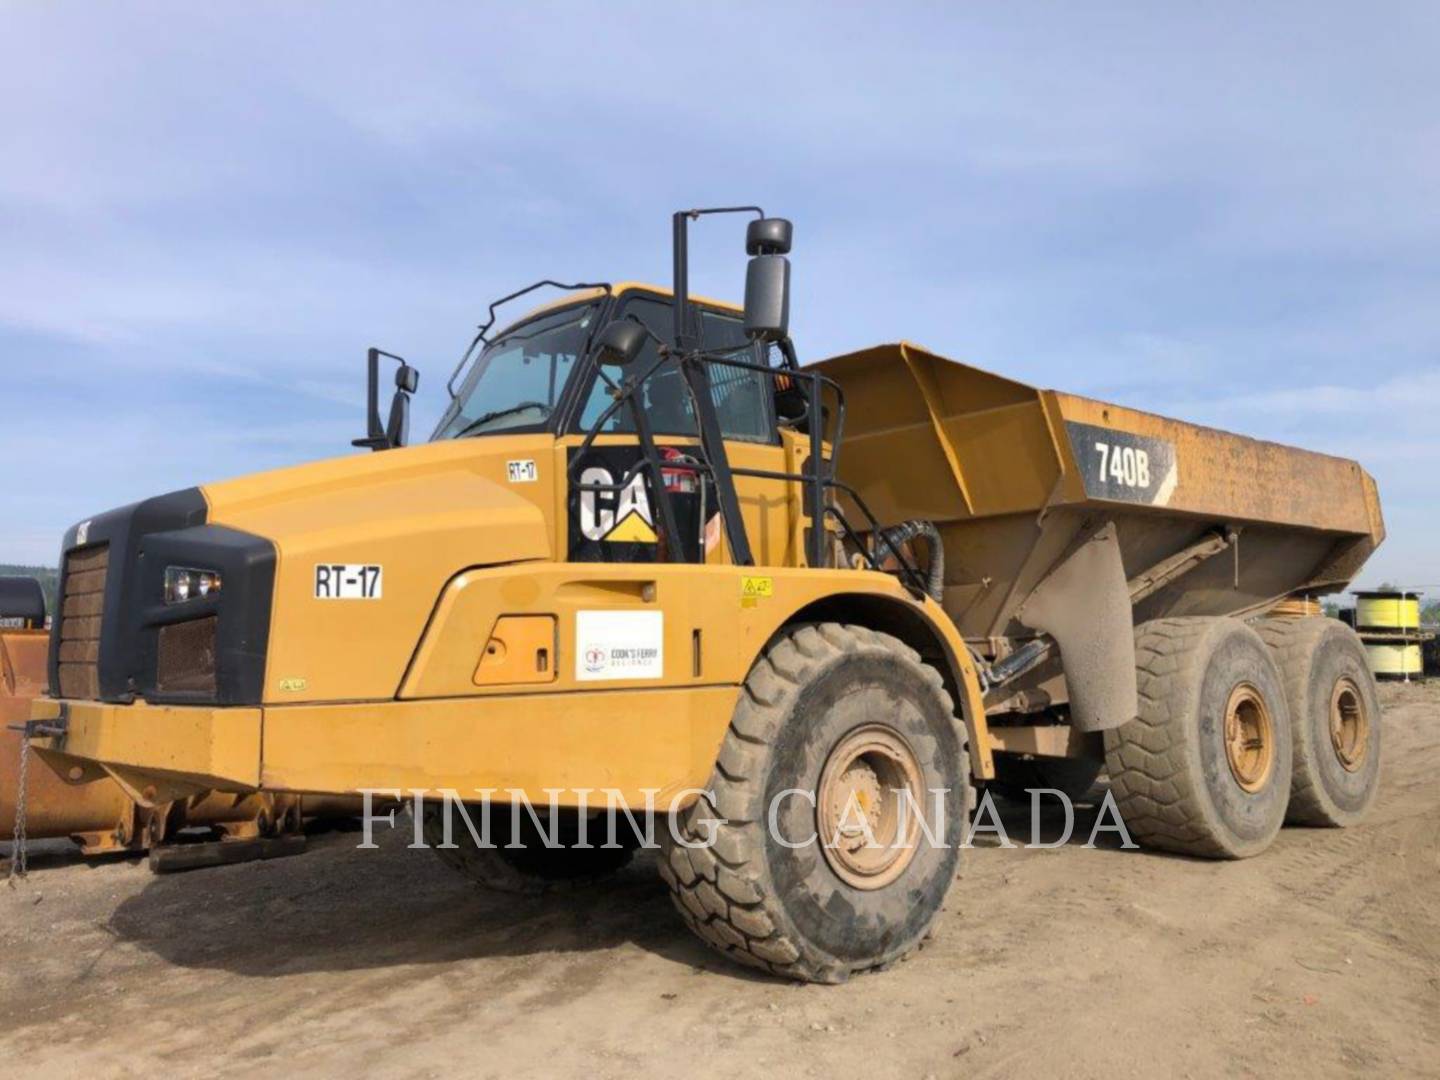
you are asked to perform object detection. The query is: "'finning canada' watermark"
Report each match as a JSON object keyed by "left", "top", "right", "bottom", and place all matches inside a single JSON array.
[{"left": 354, "top": 787, "right": 1138, "bottom": 853}]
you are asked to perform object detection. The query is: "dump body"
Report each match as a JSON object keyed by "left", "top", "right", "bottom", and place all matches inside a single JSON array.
[{"left": 814, "top": 342, "right": 1383, "bottom": 641}]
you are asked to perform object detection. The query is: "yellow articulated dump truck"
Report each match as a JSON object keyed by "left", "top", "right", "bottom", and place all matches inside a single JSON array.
[{"left": 27, "top": 207, "right": 1384, "bottom": 982}]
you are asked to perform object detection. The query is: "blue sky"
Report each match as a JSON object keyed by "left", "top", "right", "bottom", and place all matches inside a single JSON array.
[{"left": 3, "top": 3, "right": 1437, "bottom": 588}]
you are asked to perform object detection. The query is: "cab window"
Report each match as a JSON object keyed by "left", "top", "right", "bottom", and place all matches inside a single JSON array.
[
  {"left": 434, "top": 303, "right": 596, "bottom": 440},
  {"left": 577, "top": 296, "right": 777, "bottom": 443}
]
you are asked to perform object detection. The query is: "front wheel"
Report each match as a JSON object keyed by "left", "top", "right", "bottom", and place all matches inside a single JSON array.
[{"left": 659, "top": 623, "right": 970, "bottom": 984}]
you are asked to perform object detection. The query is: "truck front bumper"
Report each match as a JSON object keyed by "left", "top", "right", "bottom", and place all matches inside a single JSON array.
[
  {"left": 30, "top": 698, "right": 262, "bottom": 807},
  {"left": 30, "top": 686, "right": 740, "bottom": 810}
]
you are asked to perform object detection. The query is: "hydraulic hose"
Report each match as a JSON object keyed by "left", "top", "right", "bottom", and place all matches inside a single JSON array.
[{"left": 875, "top": 519, "right": 945, "bottom": 604}]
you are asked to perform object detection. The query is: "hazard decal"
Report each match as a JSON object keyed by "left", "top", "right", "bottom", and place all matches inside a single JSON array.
[{"left": 567, "top": 445, "right": 714, "bottom": 563}]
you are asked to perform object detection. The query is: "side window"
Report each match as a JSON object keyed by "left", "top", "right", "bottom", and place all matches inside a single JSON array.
[
  {"left": 578, "top": 297, "right": 690, "bottom": 434},
  {"left": 577, "top": 297, "right": 777, "bottom": 443},
  {"left": 698, "top": 310, "right": 776, "bottom": 442}
]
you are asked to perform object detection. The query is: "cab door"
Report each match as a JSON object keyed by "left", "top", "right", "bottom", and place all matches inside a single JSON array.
[{"left": 563, "top": 293, "right": 797, "bottom": 567}]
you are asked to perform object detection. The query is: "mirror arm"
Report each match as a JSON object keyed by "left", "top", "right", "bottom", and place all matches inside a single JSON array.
[
  {"left": 671, "top": 206, "right": 765, "bottom": 351},
  {"left": 354, "top": 347, "right": 412, "bottom": 452},
  {"left": 354, "top": 347, "right": 401, "bottom": 451}
]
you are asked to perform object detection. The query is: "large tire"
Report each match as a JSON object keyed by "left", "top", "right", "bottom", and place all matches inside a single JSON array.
[
  {"left": 1104, "top": 617, "right": 1293, "bottom": 859},
  {"left": 423, "top": 804, "right": 637, "bottom": 895},
  {"left": 990, "top": 753, "right": 1103, "bottom": 804},
  {"left": 659, "top": 623, "right": 969, "bottom": 984},
  {"left": 1256, "top": 617, "right": 1381, "bottom": 827}
]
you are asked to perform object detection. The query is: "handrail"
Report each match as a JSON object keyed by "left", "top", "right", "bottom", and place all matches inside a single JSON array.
[
  {"left": 445, "top": 280, "right": 611, "bottom": 398},
  {"left": 567, "top": 346, "right": 927, "bottom": 595}
]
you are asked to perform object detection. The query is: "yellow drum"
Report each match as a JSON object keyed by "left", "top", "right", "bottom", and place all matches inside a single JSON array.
[
  {"left": 1355, "top": 591, "right": 1421, "bottom": 631},
  {"left": 1365, "top": 641, "right": 1423, "bottom": 678}
]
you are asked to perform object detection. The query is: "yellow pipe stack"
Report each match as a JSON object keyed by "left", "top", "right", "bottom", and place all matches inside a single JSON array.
[{"left": 1353, "top": 590, "right": 1428, "bottom": 680}]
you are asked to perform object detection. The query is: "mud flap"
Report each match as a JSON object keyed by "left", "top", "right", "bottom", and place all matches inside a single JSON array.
[{"left": 1017, "top": 522, "right": 1137, "bottom": 732}]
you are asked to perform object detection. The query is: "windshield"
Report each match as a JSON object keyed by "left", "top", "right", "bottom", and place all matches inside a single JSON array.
[{"left": 433, "top": 303, "right": 598, "bottom": 440}]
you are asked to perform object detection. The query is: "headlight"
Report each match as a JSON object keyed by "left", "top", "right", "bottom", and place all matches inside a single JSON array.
[{"left": 164, "top": 566, "right": 223, "bottom": 604}]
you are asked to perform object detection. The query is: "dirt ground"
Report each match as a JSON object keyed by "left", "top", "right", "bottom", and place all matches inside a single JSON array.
[{"left": 2, "top": 683, "right": 1436, "bottom": 1080}]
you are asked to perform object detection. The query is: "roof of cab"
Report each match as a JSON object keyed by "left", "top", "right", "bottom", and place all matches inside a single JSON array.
[{"left": 498, "top": 281, "right": 742, "bottom": 335}]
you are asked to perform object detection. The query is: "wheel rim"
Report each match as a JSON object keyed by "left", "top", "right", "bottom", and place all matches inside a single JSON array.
[
  {"left": 816, "top": 724, "right": 924, "bottom": 890},
  {"left": 1329, "top": 678, "right": 1369, "bottom": 772},
  {"left": 1223, "top": 683, "right": 1275, "bottom": 793}
]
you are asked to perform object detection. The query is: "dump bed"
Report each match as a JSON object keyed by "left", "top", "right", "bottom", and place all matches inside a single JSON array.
[{"left": 813, "top": 343, "right": 1384, "bottom": 642}]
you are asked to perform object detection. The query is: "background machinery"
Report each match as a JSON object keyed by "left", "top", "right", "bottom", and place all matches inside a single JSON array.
[{"left": 2, "top": 577, "right": 361, "bottom": 871}]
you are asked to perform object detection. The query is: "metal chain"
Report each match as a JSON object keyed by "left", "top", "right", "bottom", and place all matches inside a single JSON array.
[{"left": 7, "top": 731, "right": 29, "bottom": 884}]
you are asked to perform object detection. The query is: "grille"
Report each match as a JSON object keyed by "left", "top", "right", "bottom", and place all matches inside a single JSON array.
[
  {"left": 157, "top": 616, "right": 218, "bottom": 695},
  {"left": 57, "top": 544, "right": 108, "bottom": 699}
]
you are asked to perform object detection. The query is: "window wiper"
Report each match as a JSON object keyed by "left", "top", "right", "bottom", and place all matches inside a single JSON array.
[{"left": 453, "top": 400, "right": 552, "bottom": 438}]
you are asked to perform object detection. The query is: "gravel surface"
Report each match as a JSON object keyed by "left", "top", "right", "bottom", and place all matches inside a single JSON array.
[{"left": 2, "top": 681, "right": 1437, "bottom": 1078}]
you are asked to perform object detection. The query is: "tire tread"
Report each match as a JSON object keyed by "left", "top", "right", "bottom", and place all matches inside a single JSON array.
[
  {"left": 659, "top": 621, "right": 963, "bottom": 983},
  {"left": 1103, "top": 617, "right": 1287, "bottom": 859}
]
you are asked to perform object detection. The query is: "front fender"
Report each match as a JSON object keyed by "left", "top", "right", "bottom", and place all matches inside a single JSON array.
[
  {"left": 400, "top": 564, "right": 993, "bottom": 778},
  {"left": 205, "top": 438, "right": 555, "bottom": 703}
]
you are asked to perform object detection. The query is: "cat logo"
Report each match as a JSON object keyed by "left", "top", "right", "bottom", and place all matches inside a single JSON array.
[{"left": 578, "top": 466, "right": 657, "bottom": 544}]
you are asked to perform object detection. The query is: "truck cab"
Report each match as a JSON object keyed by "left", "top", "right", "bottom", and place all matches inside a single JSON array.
[
  {"left": 32, "top": 207, "right": 979, "bottom": 836},
  {"left": 431, "top": 283, "right": 803, "bottom": 569}
]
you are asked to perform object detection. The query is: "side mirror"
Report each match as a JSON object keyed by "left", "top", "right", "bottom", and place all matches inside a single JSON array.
[
  {"left": 354, "top": 348, "right": 419, "bottom": 451},
  {"left": 594, "top": 319, "right": 648, "bottom": 368},
  {"left": 385, "top": 363, "right": 418, "bottom": 447},
  {"left": 744, "top": 217, "right": 792, "bottom": 343},
  {"left": 745, "top": 217, "right": 792, "bottom": 256},
  {"left": 744, "top": 255, "right": 790, "bottom": 343},
  {"left": 0, "top": 576, "right": 46, "bottom": 630}
]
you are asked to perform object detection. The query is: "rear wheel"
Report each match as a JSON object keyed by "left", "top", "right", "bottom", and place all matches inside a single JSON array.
[
  {"left": 1104, "top": 617, "right": 1292, "bottom": 859},
  {"left": 1256, "top": 617, "right": 1381, "bottom": 826},
  {"left": 659, "top": 623, "right": 969, "bottom": 983},
  {"left": 423, "top": 805, "right": 638, "bottom": 895}
]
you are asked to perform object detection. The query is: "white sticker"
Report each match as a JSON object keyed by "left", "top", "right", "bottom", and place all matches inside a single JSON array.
[
  {"left": 314, "top": 563, "right": 383, "bottom": 599},
  {"left": 507, "top": 459, "right": 538, "bottom": 483},
  {"left": 575, "top": 610, "right": 663, "bottom": 681},
  {"left": 76, "top": 519, "right": 91, "bottom": 546}
]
